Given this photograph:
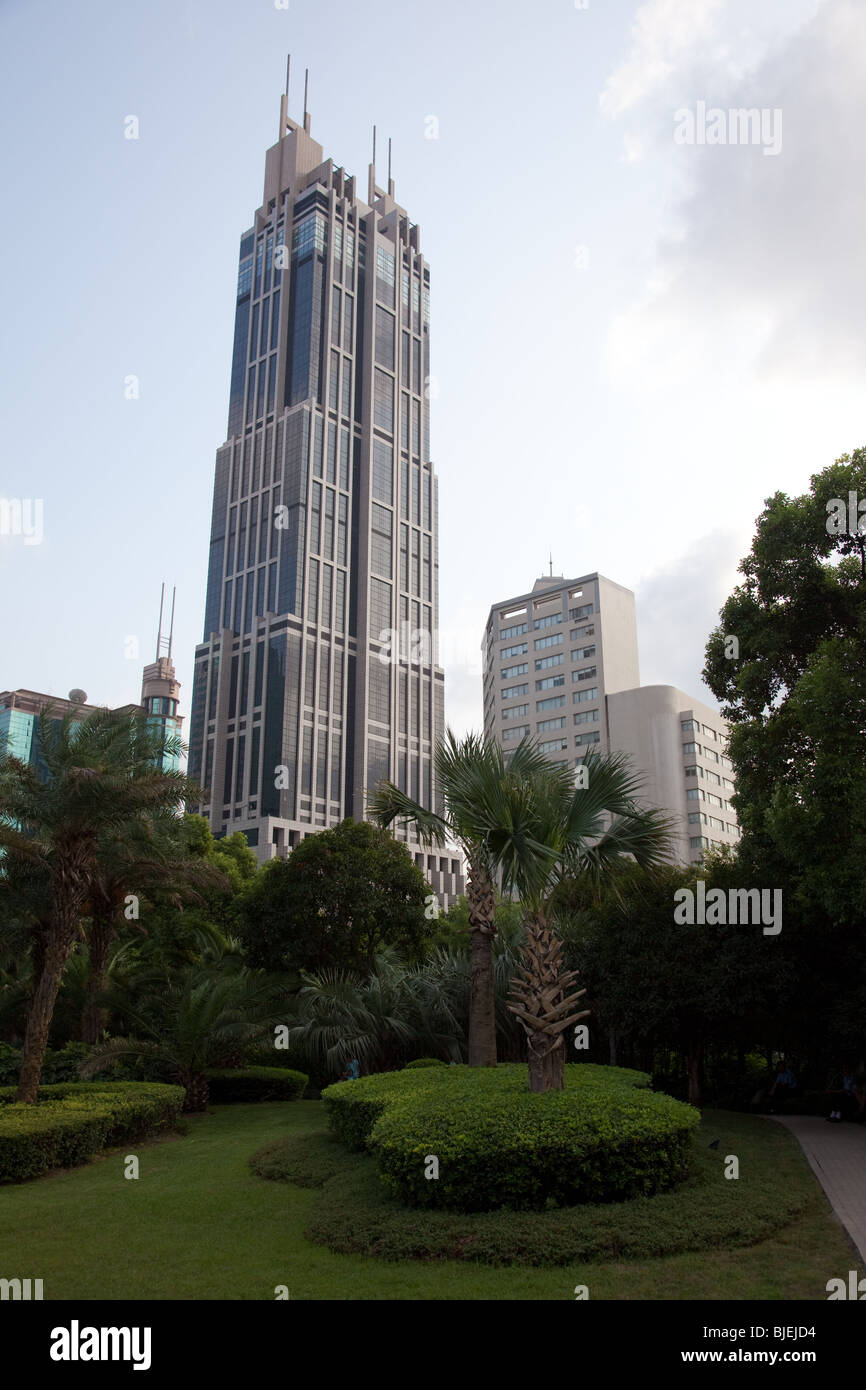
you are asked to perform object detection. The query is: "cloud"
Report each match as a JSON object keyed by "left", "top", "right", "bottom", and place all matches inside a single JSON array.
[
  {"left": 600, "top": 0, "right": 866, "bottom": 386},
  {"left": 635, "top": 529, "right": 745, "bottom": 704}
]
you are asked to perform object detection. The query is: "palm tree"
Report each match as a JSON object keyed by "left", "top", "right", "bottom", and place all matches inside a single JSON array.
[
  {"left": 368, "top": 729, "right": 557, "bottom": 1066},
  {"left": 504, "top": 748, "right": 675, "bottom": 1092},
  {"left": 0, "top": 707, "right": 200, "bottom": 1102},
  {"left": 81, "top": 813, "right": 229, "bottom": 1045},
  {"left": 80, "top": 961, "right": 283, "bottom": 1111}
]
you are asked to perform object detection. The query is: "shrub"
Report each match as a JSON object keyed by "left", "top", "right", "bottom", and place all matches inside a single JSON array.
[
  {"left": 0, "top": 1082, "right": 184, "bottom": 1183},
  {"left": 404, "top": 1058, "right": 447, "bottom": 1069},
  {"left": 0, "top": 1042, "right": 94, "bottom": 1086},
  {"left": 324, "top": 1064, "right": 699, "bottom": 1212},
  {"left": 204, "top": 1067, "right": 308, "bottom": 1103}
]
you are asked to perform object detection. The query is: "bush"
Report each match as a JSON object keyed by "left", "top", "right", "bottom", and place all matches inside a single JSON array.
[
  {"left": 0, "top": 1042, "right": 94, "bottom": 1086},
  {"left": 0, "top": 1082, "right": 184, "bottom": 1183},
  {"left": 404, "top": 1058, "right": 447, "bottom": 1069},
  {"left": 324, "top": 1064, "right": 698, "bottom": 1212},
  {"left": 204, "top": 1067, "right": 308, "bottom": 1103},
  {"left": 303, "top": 1108, "right": 813, "bottom": 1265}
]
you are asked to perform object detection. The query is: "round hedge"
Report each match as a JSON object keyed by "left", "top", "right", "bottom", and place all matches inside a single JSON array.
[
  {"left": 403, "top": 1058, "right": 448, "bottom": 1070},
  {"left": 323, "top": 1064, "right": 699, "bottom": 1213},
  {"left": 204, "top": 1067, "right": 308, "bottom": 1103}
]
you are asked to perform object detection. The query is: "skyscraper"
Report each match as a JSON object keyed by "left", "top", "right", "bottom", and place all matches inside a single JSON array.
[{"left": 188, "top": 76, "right": 460, "bottom": 902}]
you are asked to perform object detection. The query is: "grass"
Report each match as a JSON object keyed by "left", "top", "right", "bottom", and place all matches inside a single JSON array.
[{"left": 0, "top": 1101, "right": 861, "bottom": 1300}]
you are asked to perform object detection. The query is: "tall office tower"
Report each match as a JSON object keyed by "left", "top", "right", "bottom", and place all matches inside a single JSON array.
[
  {"left": 188, "top": 79, "right": 460, "bottom": 902},
  {"left": 482, "top": 573, "right": 640, "bottom": 769}
]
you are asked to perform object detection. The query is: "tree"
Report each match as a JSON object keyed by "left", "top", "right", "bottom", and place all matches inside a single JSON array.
[
  {"left": 0, "top": 708, "right": 198, "bottom": 1102},
  {"left": 703, "top": 446, "right": 866, "bottom": 1061},
  {"left": 81, "top": 813, "right": 231, "bottom": 1044},
  {"left": 238, "top": 819, "right": 432, "bottom": 976},
  {"left": 504, "top": 750, "right": 674, "bottom": 1092},
  {"left": 368, "top": 729, "right": 558, "bottom": 1067},
  {"left": 571, "top": 856, "right": 786, "bottom": 1106}
]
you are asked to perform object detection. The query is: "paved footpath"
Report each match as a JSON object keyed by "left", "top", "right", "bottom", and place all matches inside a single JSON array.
[{"left": 769, "top": 1116, "right": 866, "bottom": 1263}]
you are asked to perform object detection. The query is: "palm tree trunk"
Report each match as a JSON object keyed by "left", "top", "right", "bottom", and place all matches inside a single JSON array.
[
  {"left": 183, "top": 1073, "right": 210, "bottom": 1112},
  {"left": 508, "top": 910, "right": 589, "bottom": 1094},
  {"left": 82, "top": 915, "right": 114, "bottom": 1045},
  {"left": 17, "top": 930, "right": 77, "bottom": 1102},
  {"left": 467, "top": 864, "right": 497, "bottom": 1067}
]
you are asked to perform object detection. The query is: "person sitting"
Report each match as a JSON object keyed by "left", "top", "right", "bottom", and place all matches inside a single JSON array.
[
  {"left": 766, "top": 1059, "right": 797, "bottom": 1113},
  {"left": 825, "top": 1062, "right": 862, "bottom": 1122},
  {"left": 339, "top": 1058, "right": 360, "bottom": 1082}
]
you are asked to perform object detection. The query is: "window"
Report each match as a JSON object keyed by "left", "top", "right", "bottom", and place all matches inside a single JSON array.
[
  {"left": 573, "top": 666, "right": 597, "bottom": 682},
  {"left": 571, "top": 645, "right": 596, "bottom": 662},
  {"left": 690, "top": 836, "right": 711, "bottom": 850},
  {"left": 501, "top": 662, "right": 529, "bottom": 679},
  {"left": 502, "top": 725, "right": 530, "bottom": 741},
  {"left": 685, "top": 765, "right": 703, "bottom": 778},
  {"left": 373, "top": 369, "right": 394, "bottom": 433},
  {"left": 372, "top": 440, "right": 393, "bottom": 503},
  {"left": 534, "top": 633, "right": 563, "bottom": 650},
  {"left": 570, "top": 625, "right": 594, "bottom": 641},
  {"left": 376, "top": 245, "right": 396, "bottom": 304},
  {"left": 705, "top": 747, "right": 720, "bottom": 763},
  {"left": 573, "top": 687, "right": 598, "bottom": 703},
  {"left": 502, "top": 683, "right": 529, "bottom": 700},
  {"left": 535, "top": 653, "right": 564, "bottom": 670},
  {"left": 723, "top": 777, "right": 734, "bottom": 790},
  {"left": 709, "top": 816, "right": 725, "bottom": 830},
  {"left": 501, "top": 642, "right": 528, "bottom": 659},
  {"left": 570, "top": 603, "right": 593, "bottom": 620},
  {"left": 682, "top": 742, "right": 700, "bottom": 754},
  {"left": 681, "top": 719, "right": 699, "bottom": 732},
  {"left": 536, "top": 676, "right": 565, "bottom": 691},
  {"left": 575, "top": 731, "right": 600, "bottom": 746},
  {"left": 533, "top": 612, "right": 562, "bottom": 630},
  {"left": 703, "top": 725, "right": 718, "bottom": 740},
  {"left": 721, "top": 755, "right": 733, "bottom": 771},
  {"left": 539, "top": 738, "right": 568, "bottom": 753},
  {"left": 706, "top": 792, "right": 723, "bottom": 808},
  {"left": 499, "top": 621, "right": 528, "bottom": 640},
  {"left": 687, "top": 812, "right": 708, "bottom": 825},
  {"left": 501, "top": 704, "right": 529, "bottom": 720},
  {"left": 537, "top": 717, "right": 566, "bottom": 732},
  {"left": 706, "top": 770, "right": 721, "bottom": 785},
  {"left": 375, "top": 305, "right": 395, "bottom": 369},
  {"left": 686, "top": 788, "right": 705, "bottom": 802},
  {"left": 536, "top": 695, "right": 565, "bottom": 711},
  {"left": 574, "top": 709, "right": 599, "bottom": 725}
]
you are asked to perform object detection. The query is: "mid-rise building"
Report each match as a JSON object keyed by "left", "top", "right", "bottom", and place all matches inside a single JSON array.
[
  {"left": 606, "top": 687, "right": 738, "bottom": 863},
  {"left": 482, "top": 573, "right": 738, "bottom": 865},
  {"left": 186, "top": 79, "right": 461, "bottom": 904},
  {"left": 482, "top": 573, "right": 640, "bottom": 767}
]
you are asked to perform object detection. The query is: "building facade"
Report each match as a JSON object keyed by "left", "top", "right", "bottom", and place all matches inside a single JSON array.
[
  {"left": 606, "top": 687, "right": 739, "bottom": 864},
  {"left": 187, "top": 90, "right": 461, "bottom": 904},
  {"left": 482, "top": 573, "right": 738, "bottom": 865},
  {"left": 482, "top": 573, "right": 640, "bottom": 767}
]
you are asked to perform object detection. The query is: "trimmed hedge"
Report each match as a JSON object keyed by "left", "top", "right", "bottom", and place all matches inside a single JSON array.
[
  {"left": 302, "top": 1108, "right": 814, "bottom": 1265},
  {"left": 204, "top": 1067, "right": 308, "bottom": 1103},
  {"left": 404, "top": 1058, "right": 448, "bottom": 1069},
  {"left": 0, "top": 1082, "right": 184, "bottom": 1183},
  {"left": 324, "top": 1064, "right": 698, "bottom": 1212}
]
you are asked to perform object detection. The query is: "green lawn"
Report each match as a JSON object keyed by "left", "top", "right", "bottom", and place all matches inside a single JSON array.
[{"left": 0, "top": 1101, "right": 860, "bottom": 1300}]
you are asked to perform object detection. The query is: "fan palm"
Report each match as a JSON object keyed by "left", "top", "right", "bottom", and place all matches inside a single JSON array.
[
  {"left": 368, "top": 728, "right": 557, "bottom": 1066},
  {"left": 503, "top": 748, "right": 676, "bottom": 1092},
  {"left": 0, "top": 707, "right": 200, "bottom": 1101}
]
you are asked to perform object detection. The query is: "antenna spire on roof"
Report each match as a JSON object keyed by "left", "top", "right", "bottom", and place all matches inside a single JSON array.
[
  {"left": 303, "top": 67, "right": 309, "bottom": 128},
  {"left": 156, "top": 583, "right": 165, "bottom": 661}
]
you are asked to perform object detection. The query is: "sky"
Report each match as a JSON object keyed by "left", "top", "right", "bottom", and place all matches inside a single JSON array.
[{"left": 1, "top": 0, "right": 864, "bottom": 741}]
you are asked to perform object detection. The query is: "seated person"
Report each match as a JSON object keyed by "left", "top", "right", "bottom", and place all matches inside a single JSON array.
[
  {"left": 766, "top": 1059, "right": 797, "bottom": 1112},
  {"left": 825, "top": 1062, "right": 862, "bottom": 1121}
]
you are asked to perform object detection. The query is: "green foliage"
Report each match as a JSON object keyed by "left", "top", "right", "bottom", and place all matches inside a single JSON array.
[
  {"left": 324, "top": 1064, "right": 698, "bottom": 1212},
  {"left": 0, "top": 1082, "right": 184, "bottom": 1183},
  {"left": 0, "top": 1042, "right": 94, "bottom": 1087},
  {"left": 404, "top": 1057, "right": 448, "bottom": 1069},
  {"left": 238, "top": 819, "right": 432, "bottom": 975},
  {"left": 249, "top": 1130, "right": 346, "bottom": 1187},
  {"left": 302, "top": 1107, "right": 813, "bottom": 1266},
  {"left": 203, "top": 1066, "right": 308, "bottom": 1102}
]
